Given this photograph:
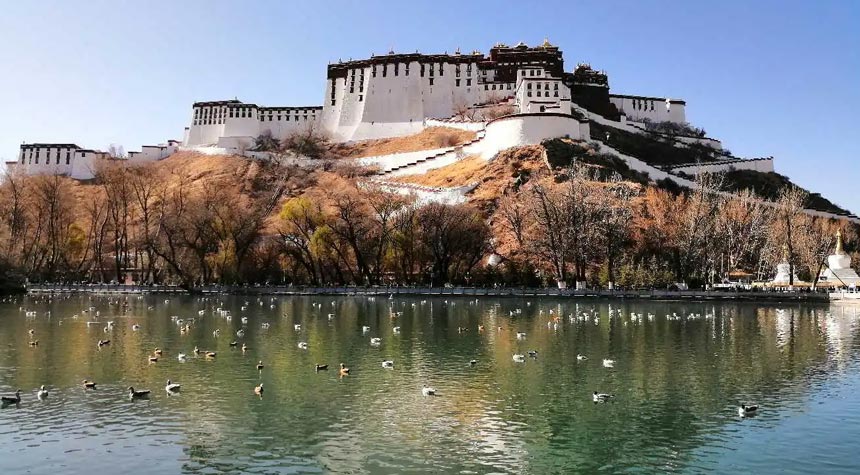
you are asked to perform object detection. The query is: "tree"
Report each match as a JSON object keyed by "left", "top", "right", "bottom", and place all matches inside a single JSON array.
[{"left": 416, "top": 203, "right": 489, "bottom": 285}]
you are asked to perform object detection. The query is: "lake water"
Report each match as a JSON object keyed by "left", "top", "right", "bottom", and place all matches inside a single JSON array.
[{"left": 0, "top": 294, "right": 859, "bottom": 474}]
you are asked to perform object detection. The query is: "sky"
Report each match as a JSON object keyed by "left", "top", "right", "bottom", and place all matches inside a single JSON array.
[{"left": 0, "top": 0, "right": 858, "bottom": 212}]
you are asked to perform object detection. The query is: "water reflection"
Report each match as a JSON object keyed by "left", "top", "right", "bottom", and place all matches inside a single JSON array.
[{"left": 0, "top": 294, "right": 858, "bottom": 473}]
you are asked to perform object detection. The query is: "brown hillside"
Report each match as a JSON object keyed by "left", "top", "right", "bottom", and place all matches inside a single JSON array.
[{"left": 331, "top": 127, "right": 476, "bottom": 158}]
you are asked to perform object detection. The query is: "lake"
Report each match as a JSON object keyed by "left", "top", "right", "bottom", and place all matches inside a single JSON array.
[{"left": 0, "top": 294, "right": 859, "bottom": 474}]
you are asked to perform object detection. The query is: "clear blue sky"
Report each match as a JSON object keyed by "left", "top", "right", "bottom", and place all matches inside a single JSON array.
[{"left": 1, "top": 0, "right": 858, "bottom": 212}]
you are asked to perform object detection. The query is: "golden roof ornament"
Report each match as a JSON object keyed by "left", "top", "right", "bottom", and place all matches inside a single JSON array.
[
  {"left": 836, "top": 230, "right": 846, "bottom": 255},
  {"left": 542, "top": 38, "right": 553, "bottom": 47}
]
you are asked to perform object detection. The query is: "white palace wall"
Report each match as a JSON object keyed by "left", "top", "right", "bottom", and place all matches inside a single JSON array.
[{"left": 609, "top": 95, "right": 686, "bottom": 124}]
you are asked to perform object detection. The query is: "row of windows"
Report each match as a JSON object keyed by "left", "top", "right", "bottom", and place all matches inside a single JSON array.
[
  {"left": 632, "top": 99, "right": 656, "bottom": 111},
  {"left": 194, "top": 114, "right": 316, "bottom": 126},
  {"left": 525, "top": 82, "right": 559, "bottom": 90},
  {"left": 21, "top": 150, "right": 75, "bottom": 165},
  {"left": 522, "top": 69, "right": 544, "bottom": 77},
  {"left": 526, "top": 91, "right": 560, "bottom": 98},
  {"left": 484, "top": 83, "right": 513, "bottom": 91}
]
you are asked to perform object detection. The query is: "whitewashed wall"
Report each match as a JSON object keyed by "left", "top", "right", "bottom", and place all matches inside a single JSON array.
[
  {"left": 478, "top": 114, "right": 587, "bottom": 159},
  {"left": 609, "top": 95, "right": 686, "bottom": 124}
]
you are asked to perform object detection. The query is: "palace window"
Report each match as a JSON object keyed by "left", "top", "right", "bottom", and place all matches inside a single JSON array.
[
  {"left": 429, "top": 65, "right": 434, "bottom": 76},
  {"left": 56, "top": 151, "right": 60, "bottom": 164},
  {"left": 382, "top": 64, "right": 387, "bottom": 77},
  {"left": 66, "top": 151, "right": 71, "bottom": 165},
  {"left": 456, "top": 79, "right": 460, "bottom": 87},
  {"left": 439, "top": 64, "right": 443, "bottom": 76},
  {"left": 527, "top": 92, "right": 532, "bottom": 97},
  {"left": 372, "top": 65, "right": 377, "bottom": 78},
  {"left": 394, "top": 63, "right": 399, "bottom": 76},
  {"left": 554, "top": 91, "right": 558, "bottom": 97},
  {"left": 405, "top": 64, "right": 409, "bottom": 76},
  {"left": 420, "top": 64, "right": 425, "bottom": 77},
  {"left": 429, "top": 78, "right": 434, "bottom": 86},
  {"left": 527, "top": 82, "right": 532, "bottom": 89},
  {"left": 466, "top": 78, "right": 472, "bottom": 86},
  {"left": 484, "top": 85, "right": 488, "bottom": 90},
  {"left": 359, "top": 94, "right": 363, "bottom": 101}
]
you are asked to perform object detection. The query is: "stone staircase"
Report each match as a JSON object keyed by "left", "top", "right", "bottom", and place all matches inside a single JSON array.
[{"left": 376, "top": 127, "right": 486, "bottom": 177}]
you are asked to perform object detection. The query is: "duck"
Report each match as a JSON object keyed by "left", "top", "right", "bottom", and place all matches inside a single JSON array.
[
  {"left": 298, "top": 342, "right": 308, "bottom": 350},
  {"left": 241, "top": 343, "right": 249, "bottom": 352},
  {"left": 593, "top": 391, "right": 614, "bottom": 402},
  {"left": 254, "top": 383, "right": 264, "bottom": 395},
  {"left": 205, "top": 351, "right": 217, "bottom": 358},
  {"left": 241, "top": 317, "right": 249, "bottom": 324},
  {"left": 315, "top": 364, "right": 329, "bottom": 371},
  {"left": 516, "top": 332, "right": 526, "bottom": 340},
  {"left": 193, "top": 346, "right": 201, "bottom": 354},
  {"left": 148, "top": 355, "right": 159, "bottom": 363},
  {"left": 153, "top": 348, "right": 163, "bottom": 356},
  {"left": 82, "top": 380, "right": 97, "bottom": 389},
  {"left": 370, "top": 337, "right": 381, "bottom": 346},
  {"left": 478, "top": 325, "right": 485, "bottom": 332},
  {"left": 576, "top": 354, "right": 588, "bottom": 361},
  {"left": 28, "top": 340, "right": 39, "bottom": 347},
  {"left": 738, "top": 404, "right": 759, "bottom": 417},
  {"left": 213, "top": 329, "right": 220, "bottom": 337},
  {"left": 362, "top": 326, "right": 370, "bottom": 333},
  {"left": 382, "top": 360, "right": 394, "bottom": 368},
  {"left": 1, "top": 389, "right": 21, "bottom": 405},
  {"left": 294, "top": 324, "right": 302, "bottom": 331},
  {"left": 28, "top": 329, "right": 35, "bottom": 336},
  {"left": 261, "top": 322, "right": 270, "bottom": 329},
  {"left": 422, "top": 385, "right": 436, "bottom": 396},
  {"left": 229, "top": 341, "right": 238, "bottom": 347},
  {"left": 513, "top": 354, "right": 526, "bottom": 362},
  {"left": 527, "top": 350, "right": 538, "bottom": 358},
  {"left": 392, "top": 326, "right": 401, "bottom": 334},
  {"left": 37, "top": 385, "right": 48, "bottom": 399},
  {"left": 177, "top": 353, "right": 187, "bottom": 361},
  {"left": 339, "top": 363, "right": 350, "bottom": 376},
  {"left": 132, "top": 324, "right": 141, "bottom": 331},
  {"left": 602, "top": 359, "right": 615, "bottom": 368},
  {"left": 469, "top": 359, "right": 478, "bottom": 366},
  {"left": 165, "top": 380, "right": 181, "bottom": 392},
  {"left": 97, "top": 339, "right": 110, "bottom": 347},
  {"left": 236, "top": 329, "right": 245, "bottom": 337},
  {"left": 128, "top": 386, "right": 151, "bottom": 399},
  {"left": 256, "top": 360, "right": 264, "bottom": 370}
]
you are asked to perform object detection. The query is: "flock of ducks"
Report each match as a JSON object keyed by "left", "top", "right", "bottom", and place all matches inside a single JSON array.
[{"left": 1, "top": 295, "right": 758, "bottom": 417}]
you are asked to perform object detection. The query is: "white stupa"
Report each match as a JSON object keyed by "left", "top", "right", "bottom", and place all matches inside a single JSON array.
[
  {"left": 819, "top": 231, "right": 860, "bottom": 288},
  {"left": 771, "top": 244, "right": 802, "bottom": 286}
]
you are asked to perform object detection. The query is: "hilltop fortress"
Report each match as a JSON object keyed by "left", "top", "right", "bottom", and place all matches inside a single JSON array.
[{"left": 182, "top": 40, "right": 685, "bottom": 150}]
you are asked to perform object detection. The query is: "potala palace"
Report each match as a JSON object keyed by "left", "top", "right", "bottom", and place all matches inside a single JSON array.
[{"left": 3, "top": 40, "right": 801, "bottom": 208}]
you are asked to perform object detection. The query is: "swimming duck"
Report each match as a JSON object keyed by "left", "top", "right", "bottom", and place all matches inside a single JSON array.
[
  {"left": 154, "top": 348, "right": 163, "bottom": 355},
  {"left": 193, "top": 346, "right": 200, "bottom": 354},
  {"left": 382, "top": 360, "right": 394, "bottom": 368},
  {"left": 213, "top": 329, "right": 220, "bottom": 337},
  {"left": 165, "top": 380, "right": 181, "bottom": 392},
  {"left": 28, "top": 340, "right": 39, "bottom": 347},
  {"left": 478, "top": 325, "right": 485, "bottom": 332},
  {"left": 148, "top": 355, "right": 159, "bottom": 363},
  {"left": 294, "top": 324, "right": 302, "bottom": 331},
  {"left": 513, "top": 354, "right": 526, "bottom": 362},
  {"left": 205, "top": 351, "right": 217, "bottom": 358},
  {"left": 236, "top": 329, "right": 245, "bottom": 337},
  {"left": 97, "top": 339, "right": 110, "bottom": 347},
  {"left": 527, "top": 350, "right": 538, "bottom": 357},
  {"left": 593, "top": 391, "right": 614, "bottom": 402},
  {"left": 132, "top": 324, "right": 140, "bottom": 331},
  {"left": 256, "top": 360, "right": 264, "bottom": 370},
  {"left": 469, "top": 359, "right": 478, "bottom": 366},
  {"left": 229, "top": 341, "right": 238, "bottom": 347},
  {"left": 242, "top": 343, "right": 249, "bottom": 352},
  {"left": 298, "top": 342, "right": 308, "bottom": 350},
  {"left": 261, "top": 322, "right": 270, "bottom": 329},
  {"left": 602, "top": 359, "right": 615, "bottom": 368},
  {"left": 254, "top": 383, "right": 264, "bottom": 395},
  {"left": 82, "top": 380, "right": 97, "bottom": 389},
  {"left": 339, "top": 363, "right": 350, "bottom": 376},
  {"left": 362, "top": 326, "right": 370, "bottom": 333},
  {"left": 576, "top": 354, "right": 588, "bottom": 361},
  {"left": 128, "top": 386, "right": 151, "bottom": 399},
  {"left": 1, "top": 389, "right": 21, "bottom": 405},
  {"left": 37, "top": 385, "right": 48, "bottom": 399},
  {"left": 315, "top": 364, "right": 329, "bottom": 371},
  {"left": 28, "top": 329, "right": 35, "bottom": 336},
  {"left": 392, "top": 326, "right": 401, "bottom": 334},
  {"left": 516, "top": 332, "right": 526, "bottom": 340},
  {"left": 177, "top": 353, "right": 187, "bottom": 361},
  {"left": 422, "top": 385, "right": 436, "bottom": 396},
  {"left": 370, "top": 337, "right": 381, "bottom": 346},
  {"left": 241, "top": 317, "right": 249, "bottom": 324},
  {"left": 738, "top": 404, "right": 759, "bottom": 417}
]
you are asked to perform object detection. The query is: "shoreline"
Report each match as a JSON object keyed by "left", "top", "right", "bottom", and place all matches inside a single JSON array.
[{"left": 22, "top": 284, "right": 838, "bottom": 303}]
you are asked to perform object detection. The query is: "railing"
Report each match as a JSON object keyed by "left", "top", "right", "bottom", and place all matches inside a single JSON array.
[{"left": 24, "top": 284, "right": 832, "bottom": 301}]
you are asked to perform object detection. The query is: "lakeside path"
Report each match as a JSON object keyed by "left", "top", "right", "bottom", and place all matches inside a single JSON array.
[{"left": 24, "top": 284, "right": 833, "bottom": 303}]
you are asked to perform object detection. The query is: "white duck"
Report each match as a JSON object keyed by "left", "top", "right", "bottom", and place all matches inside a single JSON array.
[
  {"left": 165, "top": 379, "right": 181, "bottom": 392},
  {"left": 602, "top": 359, "right": 615, "bottom": 368},
  {"left": 297, "top": 341, "right": 308, "bottom": 350},
  {"left": 512, "top": 354, "right": 526, "bottom": 362},
  {"left": 738, "top": 404, "right": 759, "bottom": 417},
  {"left": 382, "top": 360, "right": 394, "bottom": 368},
  {"left": 577, "top": 354, "right": 588, "bottom": 361},
  {"left": 593, "top": 391, "right": 614, "bottom": 402},
  {"left": 370, "top": 337, "right": 381, "bottom": 346},
  {"left": 422, "top": 385, "right": 436, "bottom": 396},
  {"left": 37, "top": 385, "right": 48, "bottom": 399}
]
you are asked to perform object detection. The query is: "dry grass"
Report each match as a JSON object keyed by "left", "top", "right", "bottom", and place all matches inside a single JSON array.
[{"left": 331, "top": 127, "right": 476, "bottom": 158}]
